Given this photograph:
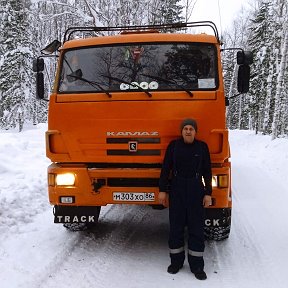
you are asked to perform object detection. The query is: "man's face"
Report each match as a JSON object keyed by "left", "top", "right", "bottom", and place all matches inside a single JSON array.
[{"left": 182, "top": 125, "right": 196, "bottom": 144}]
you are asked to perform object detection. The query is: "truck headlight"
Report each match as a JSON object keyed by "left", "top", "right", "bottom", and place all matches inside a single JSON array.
[
  {"left": 212, "top": 176, "right": 218, "bottom": 188},
  {"left": 211, "top": 175, "right": 228, "bottom": 188},
  {"left": 218, "top": 175, "right": 228, "bottom": 188},
  {"left": 55, "top": 173, "right": 76, "bottom": 186}
]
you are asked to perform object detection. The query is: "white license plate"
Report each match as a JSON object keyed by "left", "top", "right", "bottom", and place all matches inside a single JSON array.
[{"left": 113, "top": 192, "right": 155, "bottom": 202}]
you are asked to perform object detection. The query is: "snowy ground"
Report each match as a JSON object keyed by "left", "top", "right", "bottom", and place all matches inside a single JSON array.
[{"left": 0, "top": 124, "right": 288, "bottom": 288}]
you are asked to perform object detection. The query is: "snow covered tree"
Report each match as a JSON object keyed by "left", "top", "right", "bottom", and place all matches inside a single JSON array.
[
  {"left": 247, "top": 1, "right": 275, "bottom": 134},
  {"left": 0, "top": 0, "right": 35, "bottom": 131},
  {"left": 82, "top": 0, "right": 184, "bottom": 28},
  {"left": 271, "top": 1, "right": 288, "bottom": 139},
  {"left": 224, "top": 0, "right": 288, "bottom": 138},
  {"left": 183, "top": 0, "right": 197, "bottom": 23},
  {"left": 0, "top": 1, "right": 5, "bottom": 119},
  {"left": 222, "top": 10, "right": 251, "bottom": 130},
  {"left": 157, "top": 0, "right": 184, "bottom": 24}
]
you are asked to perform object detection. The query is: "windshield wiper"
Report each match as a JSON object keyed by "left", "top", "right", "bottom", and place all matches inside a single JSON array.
[
  {"left": 66, "top": 69, "right": 112, "bottom": 98},
  {"left": 140, "top": 73, "right": 193, "bottom": 97},
  {"left": 101, "top": 74, "right": 152, "bottom": 98}
]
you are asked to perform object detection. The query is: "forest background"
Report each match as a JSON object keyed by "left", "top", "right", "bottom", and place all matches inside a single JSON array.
[{"left": 0, "top": 0, "right": 287, "bottom": 139}]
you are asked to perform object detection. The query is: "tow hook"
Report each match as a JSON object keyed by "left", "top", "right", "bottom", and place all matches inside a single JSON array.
[{"left": 92, "top": 179, "right": 106, "bottom": 192}]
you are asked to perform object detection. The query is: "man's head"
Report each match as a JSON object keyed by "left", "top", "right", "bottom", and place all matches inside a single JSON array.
[{"left": 180, "top": 118, "right": 197, "bottom": 144}]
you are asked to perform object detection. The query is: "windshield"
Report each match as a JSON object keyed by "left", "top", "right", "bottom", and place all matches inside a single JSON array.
[{"left": 58, "top": 42, "right": 218, "bottom": 93}]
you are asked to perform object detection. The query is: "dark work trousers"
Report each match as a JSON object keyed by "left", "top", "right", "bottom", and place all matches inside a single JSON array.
[{"left": 168, "top": 175, "right": 205, "bottom": 272}]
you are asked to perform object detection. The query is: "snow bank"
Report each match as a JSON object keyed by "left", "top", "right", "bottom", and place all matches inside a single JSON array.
[
  {"left": 0, "top": 124, "right": 50, "bottom": 234},
  {"left": 230, "top": 129, "right": 288, "bottom": 187}
]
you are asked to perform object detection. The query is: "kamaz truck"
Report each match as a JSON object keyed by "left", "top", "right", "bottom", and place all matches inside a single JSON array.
[{"left": 33, "top": 22, "right": 252, "bottom": 240}]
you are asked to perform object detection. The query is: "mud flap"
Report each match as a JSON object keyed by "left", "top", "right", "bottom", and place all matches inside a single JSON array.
[{"left": 53, "top": 205, "right": 101, "bottom": 223}]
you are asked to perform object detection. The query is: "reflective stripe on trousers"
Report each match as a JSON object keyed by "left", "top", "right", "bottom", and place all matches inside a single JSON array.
[
  {"left": 169, "top": 247, "right": 185, "bottom": 254},
  {"left": 170, "top": 248, "right": 204, "bottom": 257},
  {"left": 188, "top": 249, "right": 204, "bottom": 257}
]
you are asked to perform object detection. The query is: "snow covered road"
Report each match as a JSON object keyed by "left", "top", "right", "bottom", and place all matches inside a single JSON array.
[{"left": 0, "top": 125, "right": 288, "bottom": 288}]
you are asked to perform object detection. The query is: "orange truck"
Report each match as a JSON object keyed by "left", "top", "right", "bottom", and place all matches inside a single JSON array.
[{"left": 33, "top": 22, "right": 252, "bottom": 240}]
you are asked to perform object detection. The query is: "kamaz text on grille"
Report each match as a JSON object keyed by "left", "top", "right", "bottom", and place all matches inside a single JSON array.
[{"left": 107, "top": 132, "right": 159, "bottom": 136}]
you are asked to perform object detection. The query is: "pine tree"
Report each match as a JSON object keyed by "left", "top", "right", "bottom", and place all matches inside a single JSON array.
[
  {"left": 223, "top": 13, "right": 251, "bottom": 130},
  {"left": 0, "top": 1, "right": 5, "bottom": 119},
  {"left": 247, "top": 1, "right": 274, "bottom": 134},
  {"left": 157, "top": 0, "right": 184, "bottom": 25},
  {"left": 272, "top": 0, "right": 288, "bottom": 139},
  {"left": 225, "top": 0, "right": 288, "bottom": 138},
  {"left": 0, "top": 0, "right": 35, "bottom": 131},
  {"left": 83, "top": 0, "right": 184, "bottom": 28}
]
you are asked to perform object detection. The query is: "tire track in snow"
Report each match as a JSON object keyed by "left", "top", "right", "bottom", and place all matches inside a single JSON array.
[
  {"left": 22, "top": 205, "right": 117, "bottom": 288},
  {"left": 201, "top": 162, "right": 286, "bottom": 288},
  {"left": 10, "top": 205, "right": 114, "bottom": 288},
  {"left": 39, "top": 204, "right": 169, "bottom": 288},
  {"left": 227, "top": 163, "right": 285, "bottom": 288}
]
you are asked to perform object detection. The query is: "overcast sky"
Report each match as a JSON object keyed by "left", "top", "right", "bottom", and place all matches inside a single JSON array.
[{"left": 190, "top": 0, "right": 251, "bottom": 34}]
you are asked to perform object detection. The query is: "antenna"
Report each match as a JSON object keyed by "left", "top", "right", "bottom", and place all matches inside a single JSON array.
[{"left": 217, "top": 0, "right": 223, "bottom": 36}]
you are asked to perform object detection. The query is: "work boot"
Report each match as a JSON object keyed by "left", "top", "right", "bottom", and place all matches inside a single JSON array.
[
  {"left": 192, "top": 270, "right": 207, "bottom": 280},
  {"left": 167, "top": 264, "right": 183, "bottom": 274}
]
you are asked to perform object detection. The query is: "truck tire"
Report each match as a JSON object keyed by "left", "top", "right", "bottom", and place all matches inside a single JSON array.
[
  {"left": 63, "top": 206, "right": 101, "bottom": 232},
  {"left": 204, "top": 208, "right": 231, "bottom": 241},
  {"left": 204, "top": 224, "right": 231, "bottom": 241}
]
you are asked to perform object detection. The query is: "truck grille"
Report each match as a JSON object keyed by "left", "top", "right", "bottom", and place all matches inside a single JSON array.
[
  {"left": 107, "top": 178, "right": 159, "bottom": 187},
  {"left": 106, "top": 137, "right": 161, "bottom": 156},
  {"left": 87, "top": 163, "right": 162, "bottom": 168}
]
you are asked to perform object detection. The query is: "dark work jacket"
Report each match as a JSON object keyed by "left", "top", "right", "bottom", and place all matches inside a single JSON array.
[{"left": 159, "top": 138, "right": 212, "bottom": 195}]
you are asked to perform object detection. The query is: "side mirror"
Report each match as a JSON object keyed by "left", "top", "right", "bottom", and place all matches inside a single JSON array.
[
  {"left": 41, "top": 40, "right": 61, "bottom": 55},
  {"left": 36, "top": 72, "right": 45, "bottom": 99},
  {"left": 33, "top": 58, "right": 44, "bottom": 72},
  {"left": 237, "top": 64, "right": 250, "bottom": 93},
  {"left": 237, "top": 51, "right": 253, "bottom": 65}
]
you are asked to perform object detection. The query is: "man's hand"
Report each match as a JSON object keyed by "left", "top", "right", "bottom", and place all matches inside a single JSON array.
[
  {"left": 158, "top": 191, "right": 169, "bottom": 207},
  {"left": 203, "top": 195, "right": 212, "bottom": 207}
]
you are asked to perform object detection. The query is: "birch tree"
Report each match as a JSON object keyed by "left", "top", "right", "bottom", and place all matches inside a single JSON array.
[{"left": 183, "top": 0, "right": 198, "bottom": 23}]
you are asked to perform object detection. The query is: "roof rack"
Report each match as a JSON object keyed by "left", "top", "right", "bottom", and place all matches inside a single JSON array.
[{"left": 63, "top": 21, "right": 219, "bottom": 43}]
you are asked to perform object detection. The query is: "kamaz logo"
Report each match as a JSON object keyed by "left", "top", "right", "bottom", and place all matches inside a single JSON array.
[{"left": 107, "top": 131, "right": 159, "bottom": 136}]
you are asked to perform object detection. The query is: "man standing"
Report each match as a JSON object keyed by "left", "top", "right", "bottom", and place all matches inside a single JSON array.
[{"left": 158, "top": 118, "right": 212, "bottom": 280}]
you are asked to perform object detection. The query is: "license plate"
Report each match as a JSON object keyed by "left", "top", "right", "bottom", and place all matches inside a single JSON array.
[{"left": 113, "top": 192, "right": 155, "bottom": 202}]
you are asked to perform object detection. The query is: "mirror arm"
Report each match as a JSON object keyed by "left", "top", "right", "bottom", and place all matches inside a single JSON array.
[
  {"left": 220, "top": 47, "right": 243, "bottom": 53},
  {"left": 229, "top": 93, "right": 242, "bottom": 99}
]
